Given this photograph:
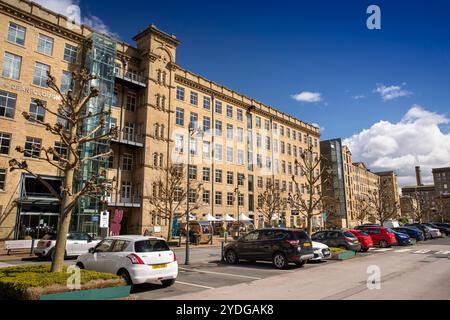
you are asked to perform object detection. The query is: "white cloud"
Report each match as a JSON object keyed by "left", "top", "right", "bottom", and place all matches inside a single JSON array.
[
  {"left": 311, "top": 123, "right": 325, "bottom": 133},
  {"left": 352, "top": 94, "right": 365, "bottom": 100},
  {"left": 33, "top": 0, "right": 118, "bottom": 38},
  {"left": 343, "top": 105, "right": 450, "bottom": 188},
  {"left": 374, "top": 83, "right": 412, "bottom": 101},
  {"left": 292, "top": 91, "right": 323, "bottom": 103}
]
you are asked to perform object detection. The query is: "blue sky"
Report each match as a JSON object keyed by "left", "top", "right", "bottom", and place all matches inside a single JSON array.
[{"left": 37, "top": 0, "right": 450, "bottom": 186}]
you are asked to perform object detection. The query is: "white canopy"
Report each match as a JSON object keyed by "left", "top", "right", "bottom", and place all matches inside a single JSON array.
[
  {"left": 188, "top": 214, "right": 196, "bottom": 221},
  {"left": 223, "top": 214, "right": 237, "bottom": 221},
  {"left": 202, "top": 213, "right": 219, "bottom": 222},
  {"left": 239, "top": 213, "right": 252, "bottom": 221}
]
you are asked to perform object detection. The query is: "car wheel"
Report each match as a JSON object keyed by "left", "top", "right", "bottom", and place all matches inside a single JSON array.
[
  {"left": 225, "top": 250, "right": 239, "bottom": 264},
  {"left": 379, "top": 240, "right": 388, "bottom": 248},
  {"left": 361, "top": 247, "right": 369, "bottom": 252},
  {"left": 294, "top": 260, "right": 306, "bottom": 267},
  {"left": 161, "top": 279, "right": 176, "bottom": 287},
  {"left": 273, "top": 252, "right": 289, "bottom": 269},
  {"left": 76, "top": 262, "right": 85, "bottom": 269},
  {"left": 118, "top": 269, "right": 133, "bottom": 287}
]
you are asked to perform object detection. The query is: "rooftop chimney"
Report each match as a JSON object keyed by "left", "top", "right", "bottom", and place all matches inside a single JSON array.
[{"left": 415, "top": 166, "right": 423, "bottom": 186}]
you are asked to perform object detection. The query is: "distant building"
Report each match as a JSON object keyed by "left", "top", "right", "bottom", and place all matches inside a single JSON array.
[
  {"left": 375, "top": 171, "right": 401, "bottom": 217},
  {"left": 432, "top": 167, "right": 450, "bottom": 221}
]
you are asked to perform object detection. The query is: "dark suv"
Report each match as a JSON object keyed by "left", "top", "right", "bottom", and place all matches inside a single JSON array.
[
  {"left": 311, "top": 230, "right": 362, "bottom": 251},
  {"left": 223, "top": 228, "right": 314, "bottom": 269}
]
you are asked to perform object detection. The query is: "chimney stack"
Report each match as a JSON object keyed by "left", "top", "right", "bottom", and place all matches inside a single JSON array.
[{"left": 415, "top": 166, "right": 423, "bottom": 186}]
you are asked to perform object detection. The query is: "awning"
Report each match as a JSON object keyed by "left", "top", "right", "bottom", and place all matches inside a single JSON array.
[
  {"left": 202, "top": 213, "right": 219, "bottom": 222},
  {"left": 223, "top": 214, "right": 236, "bottom": 221},
  {"left": 239, "top": 213, "right": 252, "bottom": 221}
]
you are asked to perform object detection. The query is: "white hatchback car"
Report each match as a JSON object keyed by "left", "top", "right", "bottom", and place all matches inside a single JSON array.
[
  {"left": 310, "top": 241, "right": 332, "bottom": 261},
  {"left": 35, "top": 232, "right": 100, "bottom": 260},
  {"left": 76, "top": 235, "right": 178, "bottom": 288}
]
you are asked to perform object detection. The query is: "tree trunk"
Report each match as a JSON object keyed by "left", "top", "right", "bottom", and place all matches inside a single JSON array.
[
  {"left": 307, "top": 214, "right": 313, "bottom": 235},
  {"left": 166, "top": 202, "right": 174, "bottom": 240}
]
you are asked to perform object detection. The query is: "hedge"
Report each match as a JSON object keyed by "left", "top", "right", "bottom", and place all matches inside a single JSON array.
[{"left": 0, "top": 264, "right": 125, "bottom": 300}]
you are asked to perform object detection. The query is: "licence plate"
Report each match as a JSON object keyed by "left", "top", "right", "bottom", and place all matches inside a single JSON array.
[
  {"left": 303, "top": 242, "right": 311, "bottom": 247},
  {"left": 152, "top": 264, "right": 167, "bottom": 269}
]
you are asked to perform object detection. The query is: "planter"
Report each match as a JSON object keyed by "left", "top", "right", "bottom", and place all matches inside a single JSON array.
[
  {"left": 331, "top": 250, "right": 356, "bottom": 260},
  {"left": 40, "top": 285, "right": 131, "bottom": 300}
]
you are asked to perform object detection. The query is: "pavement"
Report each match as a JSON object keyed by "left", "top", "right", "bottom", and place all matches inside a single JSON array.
[{"left": 1, "top": 237, "right": 449, "bottom": 300}]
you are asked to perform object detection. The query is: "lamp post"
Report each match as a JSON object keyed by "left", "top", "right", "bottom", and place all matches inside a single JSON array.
[{"left": 235, "top": 175, "right": 245, "bottom": 238}]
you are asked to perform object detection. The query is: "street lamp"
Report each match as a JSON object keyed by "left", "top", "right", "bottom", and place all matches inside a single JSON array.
[
  {"left": 235, "top": 174, "right": 245, "bottom": 238},
  {"left": 185, "top": 122, "right": 203, "bottom": 265}
]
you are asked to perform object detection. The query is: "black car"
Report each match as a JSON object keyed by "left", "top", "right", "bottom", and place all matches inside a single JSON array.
[
  {"left": 405, "top": 223, "right": 432, "bottom": 240},
  {"left": 223, "top": 228, "right": 314, "bottom": 269},
  {"left": 311, "top": 230, "right": 362, "bottom": 251},
  {"left": 423, "top": 223, "right": 450, "bottom": 236}
]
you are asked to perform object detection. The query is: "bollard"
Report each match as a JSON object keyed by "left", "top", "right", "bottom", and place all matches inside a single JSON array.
[
  {"left": 221, "top": 241, "right": 225, "bottom": 262},
  {"left": 30, "top": 238, "right": 35, "bottom": 256}
]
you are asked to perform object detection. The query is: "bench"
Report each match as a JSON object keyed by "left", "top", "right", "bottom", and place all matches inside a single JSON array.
[{"left": 4, "top": 240, "right": 38, "bottom": 255}]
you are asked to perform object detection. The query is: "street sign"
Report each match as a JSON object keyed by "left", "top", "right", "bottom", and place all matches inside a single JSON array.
[
  {"left": 100, "top": 211, "right": 109, "bottom": 228},
  {"left": 91, "top": 215, "right": 99, "bottom": 223}
]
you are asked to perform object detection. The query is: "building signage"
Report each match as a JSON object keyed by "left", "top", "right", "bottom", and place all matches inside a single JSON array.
[
  {"left": 100, "top": 211, "right": 109, "bottom": 228},
  {"left": 0, "top": 79, "right": 62, "bottom": 101}
]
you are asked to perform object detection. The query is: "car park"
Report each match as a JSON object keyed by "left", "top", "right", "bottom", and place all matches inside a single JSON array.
[
  {"left": 389, "top": 229, "right": 413, "bottom": 246},
  {"left": 35, "top": 232, "right": 100, "bottom": 260},
  {"left": 356, "top": 226, "right": 397, "bottom": 247},
  {"left": 223, "top": 228, "right": 314, "bottom": 269},
  {"left": 311, "top": 230, "right": 361, "bottom": 252},
  {"left": 423, "top": 223, "right": 450, "bottom": 236},
  {"left": 310, "top": 241, "right": 332, "bottom": 261},
  {"left": 76, "top": 235, "right": 178, "bottom": 288},
  {"left": 393, "top": 226, "right": 424, "bottom": 241},
  {"left": 347, "top": 229, "right": 373, "bottom": 252}
]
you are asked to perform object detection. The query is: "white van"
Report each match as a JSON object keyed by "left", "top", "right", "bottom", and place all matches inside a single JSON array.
[{"left": 383, "top": 219, "right": 400, "bottom": 229}]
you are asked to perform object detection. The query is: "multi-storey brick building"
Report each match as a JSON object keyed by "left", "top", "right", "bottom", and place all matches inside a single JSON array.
[{"left": 0, "top": 0, "right": 321, "bottom": 239}]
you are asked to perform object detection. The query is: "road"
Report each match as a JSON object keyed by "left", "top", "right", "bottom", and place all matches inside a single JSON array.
[{"left": 1, "top": 238, "right": 450, "bottom": 299}]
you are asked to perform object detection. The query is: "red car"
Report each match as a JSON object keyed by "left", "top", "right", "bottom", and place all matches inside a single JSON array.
[
  {"left": 357, "top": 226, "right": 397, "bottom": 248},
  {"left": 347, "top": 229, "right": 373, "bottom": 252}
]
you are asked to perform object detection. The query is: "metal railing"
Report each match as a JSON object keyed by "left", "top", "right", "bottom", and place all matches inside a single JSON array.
[
  {"left": 112, "top": 130, "right": 144, "bottom": 146},
  {"left": 114, "top": 67, "right": 147, "bottom": 87}
]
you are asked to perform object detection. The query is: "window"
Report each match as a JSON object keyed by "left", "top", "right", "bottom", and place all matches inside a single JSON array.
[
  {"left": 264, "top": 120, "right": 270, "bottom": 130},
  {"left": 33, "top": 62, "right": 50, "bottom": 87},
  {"left": 28, "top": 99, "right": 46, "bottom": 122},
  {"left": 257, "top": 154, "right": 262, "bottom": 168},
  {"left": 286, "top": 128, "right": 291, "bottom": 138},
  {"left": 0, "top": 132, "right": 11, "bottom": 155},
  {"left": 189, "top": 112, "right": 198, "bottom": 129},
  {"left": 226, "top": 105, "right": 233, "bottom": 118},
  {"left": 203, "top": 116, "right": 211, "bottom": 132},
  {"left": 227, "top": 192, "right": 234, "bottom": 206},
  {"left": 175, "top": 108, "right": 184, "bottom": 126},
  {"left": 287, "top": 143, "right": 291, "bottom": 155},
  {"left": 215, "top": 101, "right": 222, "bottom": 113},
  {"left": 190, "top": 91, "right": 198, "bottom": 105},
  {"left": 189, "top": 137, "right": 197, "bottom": 155},
  {"left": 281, "top": 141, "right": 285, "bottom": 154},
  {"left": 237, "top": 150, "right": 244, "bottom": 165},
  {"left": 0, "top": 90, "right": 17, "bottom": 118},
  {"left": 226, "top": 124, "right": 233, "bottom": 140},
  {"left": 126, "top": 92, "right": 136, "bottom": 111},
  {"left": 63, "top": 43, "right": 78, "bottom": 63},
  {"left": 215, "top": 120, "right": 222, "bottom": 136},
  {"left": 189, "top": 165, "right": 197, "bottom": 180},
  {"left": 280, "top": 126, "right": 284, "bottom": 136},
  {"left": 37, "top": 34, "right": 54, "bottom": 56},
  {"left": 215, "top": 144, "right": 222, "bottom": 161},
  {"left": 203, "top": 190, "right": 210, "bottom": 204},
  {"left": 202, "top": 141, "right": 210, "bottom": 158},
  {"left": 238, "top": 193, "right": 244, "bottom": 206},
  {"left": 293, "top": 131, "right": 296, "bottom": 140},
  {"left": 237, "top": 109, "right": 243, "bottom": 121},
  {"left": 53, "top": 141, "right": 68, "bottom": 161},
  {"left": 203, "top": 167, "right": 210, "bottom": 182},
  {"left": 215, "top": 191, "right": 222, "bottom": 205},
  {"left": 238, "top": 173, "right": 245, "bottom": 186},
  {"left": 255, "top": 116, "right": 261, "bottom": 128},
  {"left": 203, "top": 96, "right": 211, "bottom": 110},
  {"left": 257, "top": 176, "right": 263, "bottom": 189},
  {"left": 175, "top": 134, "right": 184, "bottom": 153},
  {"left": 226, "top": 147, "right": 233, "bottom": 163},
  {"left": 8, "top": 23, "right": 26, "bottom": 45},
  {"left": 176, "top": 86, "right": 185, "bottom": 100},
  {"left": 227, "top": 171, "right": 234, "bottom": 185},
  {"left": 265, "top": 136, "right": 271, "bottom": 150},
  {"left": 215, "top": 169, "right": 222, "bottom": 183},
  {"left": 0, "top": 168, "right": 6, "bottom": 191},
  {"left": 2, "top": 52, "right": 21, "bottom": 80},
  {"left": 256, "top": 133, "right": 261, "bottom": 148},
  {"left": 122, "top": 154, "right": 133, "bottom": 171},
  {"left": 61, "top": 71, "right": 73, "bottom": 93},
  {"left": 24, "top": 137, "right": 41, "bottom": 158},
  {"left": 237, "top": 127, "right": 244, "bottom": 143}
]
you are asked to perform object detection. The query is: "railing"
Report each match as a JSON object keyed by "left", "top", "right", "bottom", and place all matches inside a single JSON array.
[
  {"left": 108, "top": 194, "right": 141, "bottom": 207},
  {"left": 114, "top": 67, "right": 147, "bottom": 87},
  {"left": 112, "top": 130, "right": 144, "bottom": 147}
]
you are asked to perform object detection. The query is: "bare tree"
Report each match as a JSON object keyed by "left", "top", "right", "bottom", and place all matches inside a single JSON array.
[
  {"left": 354, "top": 195, "right": 373, "bottom": 225},
  {"left": 408, "top": 191, "right": 429, "bottom": 223},
  {"left": 256, "top": 180, "right": 283, "bottom": 227},
  {"left": 147, "top": 163, "right": 203, "bottom": 240},
  {"left": 9, "top": 69, "right": 117, "bottom": 272},
  {"left": 367, "top": 180, "right": 400, "bottom": 226},
  {"left": 288, "top": 141, "right": 328, "bottom": 235},
  {"left": 433, "top": 195, "right": 450, "bottom": 223}
]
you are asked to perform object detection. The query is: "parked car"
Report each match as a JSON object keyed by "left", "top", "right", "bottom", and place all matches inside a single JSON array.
[
  {"left": 347, "top": 229, "right": 373, "bottom": 252},
  {"left": 310, "top": 241, "right": 332, "bottom": 261},
  {"left": 422, "top": 225, "right": 442, "bottom": 238},
  {"left": 383, "top": 220, "right": 400, "bottom": 228},
  {"left": 405, "top": 224, "right": 432, "bottom": 240},
  {"left": 388, "top": 229, "right": 412, "bottom": 246},
  {"left": 311, "top": 230, "right": 361, "bottom": 252},
  {"left": 76, "top": 235, "right": 178, "bottom": 288},
  {"left": 423, "top": 223, "right": 450, "bottom": 236},
  {"left": 223, "top": 228, "right": 314, "bottom": 269},
  {"left": 356, "top": 226, "right": 397, "bottom": 247},
  {"left": 393, "top": 226, "right": 424, "bottom": 241},
  {"left": 431, "top": 222, "right": 450, "bottom": 229},
  {"left": 35, "top": 232, "right": 100, "bottom": 260}
]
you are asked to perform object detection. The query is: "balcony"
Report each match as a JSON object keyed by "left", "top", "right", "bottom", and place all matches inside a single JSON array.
[
  {"left": 114, "top": 67, "right": 147, "bottom": 88},
  {"left": 112, "top": 130, "right": 144, "bottom": 148},
  {"left": 107, "top": 194, "right": 141, "bottom": 208}
]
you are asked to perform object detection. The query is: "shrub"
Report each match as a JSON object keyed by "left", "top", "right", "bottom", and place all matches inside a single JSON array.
[{"left": 0, "top": 264, "right": 125, "bottom": 300}]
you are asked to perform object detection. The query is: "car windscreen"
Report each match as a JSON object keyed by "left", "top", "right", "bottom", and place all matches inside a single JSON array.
[
  {"left": 358, "top": 231, "right": 369, "bottom": 236},
  {"left": 289, "top": 231, "right": 310, "bottom": 241},
  {"left": 344, "top": 231, "right": 357, "bottom": 238},
  {"left": 134, "top": 240, "right": 170, "bottom": 252}
]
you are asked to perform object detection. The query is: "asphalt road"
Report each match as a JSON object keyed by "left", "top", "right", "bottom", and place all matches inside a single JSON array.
[{"left": 1, "top": 238, "right": 449, "bottom": 300}]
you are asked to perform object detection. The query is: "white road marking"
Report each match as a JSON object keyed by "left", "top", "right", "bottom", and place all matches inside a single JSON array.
[
  {"left": 435, "top": 250, "right": 450, "bottom": 255},
  {"left": 179, "top": 267, "right": 262, "bottom": 280},
  {"left": 175, "top": 281, "right": 214, "bottom": 289},
  {"left": 394, "top": 249, "right": 412, "bottom": 253},
  {"left": 413, "top": 249, "right": 431, "bottom": 254},
  {"left": 373, "top": 248, "right": 393, "bottom": 252}
]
